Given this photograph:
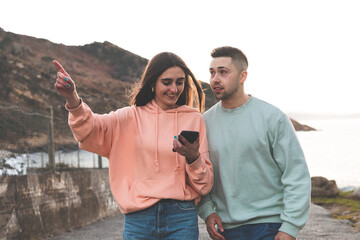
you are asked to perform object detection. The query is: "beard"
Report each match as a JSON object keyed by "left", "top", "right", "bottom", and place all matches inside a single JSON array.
[{"left": 213, "top": 85, "right": 239, "bottom": 100}]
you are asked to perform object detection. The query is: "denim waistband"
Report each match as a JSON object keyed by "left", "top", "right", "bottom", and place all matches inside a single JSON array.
[{"left": 158, "top": 199, "right": 194, "bottom": 204}]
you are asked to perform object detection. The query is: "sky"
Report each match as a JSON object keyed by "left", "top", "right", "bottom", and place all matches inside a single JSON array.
[{"left": 1, "top": 0, "right": 360, "bottom": 115}]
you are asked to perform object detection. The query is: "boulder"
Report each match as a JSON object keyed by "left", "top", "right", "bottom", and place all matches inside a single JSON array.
[
  {"left": 290, "top": 118, "right": 316, "bottom": 131},
  {"left": 311, "top": 176, "right": 339, "bottom": 198},
  {"left": 351, "top": 187, "right": 360, "bottom": 200}
]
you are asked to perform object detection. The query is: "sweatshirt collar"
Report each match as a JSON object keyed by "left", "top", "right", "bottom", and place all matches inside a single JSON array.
[{"left": 219, "top": 95, "right": 254, "bottom": 113}]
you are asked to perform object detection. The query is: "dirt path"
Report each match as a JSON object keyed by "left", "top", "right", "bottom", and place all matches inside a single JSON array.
[{"left": 47, "top": 204, "right": 360, "bottom": 240}]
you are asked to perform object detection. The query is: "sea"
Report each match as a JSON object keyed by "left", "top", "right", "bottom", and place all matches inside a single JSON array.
[
  {"left": 295, "top": 117, "right": 360, "bottom": 190},
  {"left": 1, "top": 117, "right": 359, "bottom": 190}
]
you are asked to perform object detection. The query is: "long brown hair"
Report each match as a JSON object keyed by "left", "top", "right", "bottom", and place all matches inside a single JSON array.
[{"left": 130, "top": 52, "right": 204, "bottom": 112}]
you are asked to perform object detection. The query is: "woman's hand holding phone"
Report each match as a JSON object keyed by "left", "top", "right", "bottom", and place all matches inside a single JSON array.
[{"left": 173, "top": 131, "right": 200, "bottom": 164}]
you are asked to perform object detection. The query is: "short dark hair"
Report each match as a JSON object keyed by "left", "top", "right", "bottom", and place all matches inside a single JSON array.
[
  {"left": 130, "top": 52, "right": 204, "bottom": 112},
  {"left": 211, "top": 46, "right": 248, "bottom": 72}
]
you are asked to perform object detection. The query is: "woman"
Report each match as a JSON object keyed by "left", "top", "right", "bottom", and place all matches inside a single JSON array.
[{"left": 53, "top": 52, "right": 213, "bottom": 240}]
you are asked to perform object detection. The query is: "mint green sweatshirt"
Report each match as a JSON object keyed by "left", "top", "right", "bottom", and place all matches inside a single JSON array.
[{"left": 197, "top": 96, "right": 311, "bottom": 238}]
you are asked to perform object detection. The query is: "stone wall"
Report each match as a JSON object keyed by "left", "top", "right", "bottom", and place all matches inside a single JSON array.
[{"left": 0, "top": 169, "right": 120, "bottom": 240}]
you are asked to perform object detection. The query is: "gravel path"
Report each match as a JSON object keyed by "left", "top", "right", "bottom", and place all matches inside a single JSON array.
[
  {"left": 296, "top": 204, "right": 360, "bottom": 240},
  {"left": 47, "top": 204, "right": 360, "bottom": 240}
]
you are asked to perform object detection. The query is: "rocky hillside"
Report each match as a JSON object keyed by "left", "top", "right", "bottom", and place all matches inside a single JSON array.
[
  {"left": 0, "top": 27, "right": 220, "bottom": 152},
  {"left": 0, "top": 28, "right": 149, "bottom": 115},
  {"left": 0, "top": 28, "right": 313, "bottom": 153}
]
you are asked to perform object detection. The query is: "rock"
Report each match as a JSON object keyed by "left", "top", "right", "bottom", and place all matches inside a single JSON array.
[
  {"left": 351, "top": 187, "right": 360, "bottom": 200},
  {"left": 290, "top": 118, "right": 316, "bottom": 131},
  {"left": 311, "top": 176, "right": 339, "bottom": 198}
]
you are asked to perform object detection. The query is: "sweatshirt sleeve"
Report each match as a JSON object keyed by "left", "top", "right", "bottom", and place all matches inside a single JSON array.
[
  {"left": 272, "top": 114, "right": 311, "bottom": 238},
  {"left": 66, "top": 100, "right": 120, "bottom": 158},
  {"left": 185, "top": 117, "right": 214, "bottom": 196},
  {"left": 196, "top": 193, "right": 216, "bottom": 221}
]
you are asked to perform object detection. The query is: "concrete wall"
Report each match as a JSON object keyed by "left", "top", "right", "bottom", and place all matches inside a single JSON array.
[{"left": 0, "top": 169, "right": 120, "bottom": 240}]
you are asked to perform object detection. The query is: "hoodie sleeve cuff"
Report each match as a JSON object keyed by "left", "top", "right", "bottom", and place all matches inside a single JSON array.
[
  {"left": 186, "top": 154, "right": 202, "bottom": 169},
  {"left": 279, "top": 221, "right": 300, "bottom": 239},
  {"left": 65, "top": 99, "right": 85, "bottom": 117}
]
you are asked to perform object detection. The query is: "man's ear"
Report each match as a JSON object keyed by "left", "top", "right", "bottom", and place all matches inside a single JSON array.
[{"left": 240, "top": 70, "right": 248, "bottom": 83}]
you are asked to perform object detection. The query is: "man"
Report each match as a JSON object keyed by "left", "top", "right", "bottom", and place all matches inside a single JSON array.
[{"left": 197, "top": 46, "right": 311, "bottom": 240}]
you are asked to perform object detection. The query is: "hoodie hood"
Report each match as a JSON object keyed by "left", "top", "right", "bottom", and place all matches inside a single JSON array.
[
  {"left": 143, "top": 100, "right": 199, "bottom": 172},
  {"left": 143, "top": 99, "right": 199, "bottom": 114}
]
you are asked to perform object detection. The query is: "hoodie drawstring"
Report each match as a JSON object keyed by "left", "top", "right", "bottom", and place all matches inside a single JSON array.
[
  {"left": 174, "top": 111, "right": 181, "bottom": 174},
  {"left": 153, "top": 103, "right": 181, "bottom": 173},
  {"left": 154, "top": 107, "right": 159, "bottom": 171}
]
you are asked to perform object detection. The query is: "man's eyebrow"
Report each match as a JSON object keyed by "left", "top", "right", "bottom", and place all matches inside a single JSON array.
[
  {"left": 217, "top": 66, "right": 230, "bottom": 70},
  {"left": 209, "top": 66, "right": 230, "bottom": 70}
]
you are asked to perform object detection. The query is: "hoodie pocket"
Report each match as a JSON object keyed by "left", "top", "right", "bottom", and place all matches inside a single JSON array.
[{"left": 129, "top": 179, "right": 185, "bottom": 200}]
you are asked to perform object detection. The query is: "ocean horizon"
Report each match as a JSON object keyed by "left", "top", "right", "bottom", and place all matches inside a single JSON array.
[{"left": 295, "top": 117, "right": 360, "bottom": 189}]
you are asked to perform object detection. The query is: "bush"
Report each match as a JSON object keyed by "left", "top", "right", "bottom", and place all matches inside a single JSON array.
[{"left": 41, "top": 56, "right": 54, "bottom": 62}]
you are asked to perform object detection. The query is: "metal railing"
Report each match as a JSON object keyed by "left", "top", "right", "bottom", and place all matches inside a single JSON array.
[{"left": 0, "top": 101, "right": 106, "bottom": 175}]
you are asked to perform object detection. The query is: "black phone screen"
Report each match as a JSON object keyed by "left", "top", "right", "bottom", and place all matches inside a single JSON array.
[{"left": 179, "top": 130, "right": 199, "bottom": 144}]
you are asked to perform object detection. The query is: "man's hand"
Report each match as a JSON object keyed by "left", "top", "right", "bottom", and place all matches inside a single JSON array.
[
  {"left": 205, "top": 213, "right": 225, "bottom": 240},
  {"left": 274, "top": 231, "right": 296, "bottom": 240}
]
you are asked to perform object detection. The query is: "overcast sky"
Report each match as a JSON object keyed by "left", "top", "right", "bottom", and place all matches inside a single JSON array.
[{"left": 1, "top": 0, "right": 360, "bottom": 114}]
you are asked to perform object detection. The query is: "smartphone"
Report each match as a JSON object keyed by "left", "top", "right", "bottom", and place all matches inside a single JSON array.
[
  {"left": 178, "top": 130, "right": 199, "bottom": 144},
  {"left": 172, "top": 130, "right": 199, "bottom": 152}
]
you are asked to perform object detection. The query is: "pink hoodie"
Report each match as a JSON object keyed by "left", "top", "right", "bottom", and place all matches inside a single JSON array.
[{"left": 67, "top": 99, "right": 213, "bottom": 214}]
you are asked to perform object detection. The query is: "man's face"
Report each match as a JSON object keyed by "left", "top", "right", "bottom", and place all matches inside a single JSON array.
[{"left": 209, "top": 57, "right": 242, "bottom": 100}]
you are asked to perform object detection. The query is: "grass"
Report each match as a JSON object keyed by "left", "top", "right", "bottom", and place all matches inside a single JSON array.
[{"left": 312, "top": 191, "right": 360, "bottom": 231}]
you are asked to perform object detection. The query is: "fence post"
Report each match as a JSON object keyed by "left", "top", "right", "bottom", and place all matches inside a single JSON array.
[
  {"left": 77, "top": 149, "right": 80, "bottom": 168},
  {"left": 26, "top": 152, "right": 30, "bottom": 169},
  {"left": 98, "top": 155, "right": 102, "bottom": 169},
  {"left": 41, "top": 152, "right": 44, "bottom": 168},
  {"left": 47, "top": 106, "right": 55, "bottom": 172}
]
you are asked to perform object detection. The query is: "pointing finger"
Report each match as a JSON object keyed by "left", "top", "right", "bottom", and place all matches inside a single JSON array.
[{"left": 53, "top": 60, "right": 69, "bottom": 76}]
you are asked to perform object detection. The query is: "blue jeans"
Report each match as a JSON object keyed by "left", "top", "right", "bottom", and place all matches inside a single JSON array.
[
  {"left": 123, "top": 199, "right": 199, "bottom": 240},
  {"left": 220, "top": 223, "right": 282, "bottom": 240}
]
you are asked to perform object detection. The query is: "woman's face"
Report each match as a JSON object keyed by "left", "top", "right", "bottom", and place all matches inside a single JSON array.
[{"left": 154, "top": 66, "right": 185, "bottom": 110}]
